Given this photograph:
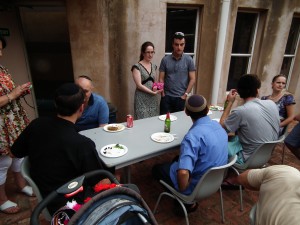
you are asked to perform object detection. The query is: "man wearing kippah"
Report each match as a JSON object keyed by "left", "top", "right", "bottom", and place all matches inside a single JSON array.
[
  {"left": 159, "top": 32, "right": 196, "bottom": 114},
  {"left": 152, "top": 94, "right": 228, "bottom": 214},
  {"left": 10, "top": 83, "right": 110, "bottom": 215}
]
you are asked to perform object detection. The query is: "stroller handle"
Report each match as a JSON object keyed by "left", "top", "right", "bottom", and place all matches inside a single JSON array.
[{"left": 31, "top": 169, "right": 119, "bottom": 225}]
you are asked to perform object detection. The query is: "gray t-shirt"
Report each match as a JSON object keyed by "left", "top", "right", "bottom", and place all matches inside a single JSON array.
[
  {"left": 224, "top": 98, "right": 280, "bottom": 160},
  {"left": 159, "top": 53, "right": 196, "bottom": 97}
]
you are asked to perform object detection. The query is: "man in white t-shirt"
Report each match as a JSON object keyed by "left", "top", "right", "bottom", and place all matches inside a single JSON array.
[{"left": 236, "top": 165, "right": 300, "bottom": 225}]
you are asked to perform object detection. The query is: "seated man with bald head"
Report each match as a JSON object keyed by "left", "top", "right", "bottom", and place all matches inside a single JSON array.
[{"left": 75, "top": 75, "right": 109, "bottom": 131}]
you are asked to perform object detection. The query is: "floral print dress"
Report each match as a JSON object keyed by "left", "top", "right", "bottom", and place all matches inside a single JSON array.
[
  {"left": 261, "top": 94, "right": 296, "bottom": 121},
  {"left": 0, "top": 65, "right": 29, "bottom": 154}
]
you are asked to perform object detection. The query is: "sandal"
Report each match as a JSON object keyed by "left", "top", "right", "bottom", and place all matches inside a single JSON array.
[
  {"left": 21, "top": 185, "right": 35, "bottom": 197},
  {"left": 0, "top": 200, "right": 20, "bottom": 214}
]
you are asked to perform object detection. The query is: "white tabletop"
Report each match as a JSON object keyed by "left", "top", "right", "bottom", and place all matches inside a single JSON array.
[{"left": 80, "top": 110, "right": 223, "bottom": 170}]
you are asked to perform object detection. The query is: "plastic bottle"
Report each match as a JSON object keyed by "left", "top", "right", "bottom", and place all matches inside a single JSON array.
[{"left": 164, "top": 112, "right": 171, "bottom": 133}]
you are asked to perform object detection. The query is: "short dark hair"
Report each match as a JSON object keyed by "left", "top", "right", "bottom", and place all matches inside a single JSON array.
[
  {"left": 237, "top": 74, "right": 261, "bottom": 99},
  {"left": 186, "top": 106, "right": 209, "bottom": 120},
  {"left": 54, "top": 83, "right": 84, "bottom": 116},
  {"left": 0, "top": 35, "right": 7, "bottom": 49}
]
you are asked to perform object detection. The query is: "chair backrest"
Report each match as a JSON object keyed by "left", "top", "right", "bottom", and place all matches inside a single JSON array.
[
  {"left": 21, "top": 157, "right": 52, "bottom": 221},
  {"left": 191, "top": 155, "right": 237, "bottom": 201},
  {"left": 243, "top": 135, "right": 285, "bottom": 169}
]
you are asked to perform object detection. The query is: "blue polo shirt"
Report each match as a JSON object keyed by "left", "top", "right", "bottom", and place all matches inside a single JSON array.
[
  {"left": 75, "top": 93, "right": 109, "bottom": 131},
  {"left": 170, "top": 116, "right": 228, "bottom": 195}
]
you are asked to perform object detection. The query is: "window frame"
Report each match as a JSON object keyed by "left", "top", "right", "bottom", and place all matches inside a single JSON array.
[
  {"left": 280, "top": 16, "right": 300, "bottom": 88},
  {"left": 226, "top": 11, "right": 260, "bottom": 91}
]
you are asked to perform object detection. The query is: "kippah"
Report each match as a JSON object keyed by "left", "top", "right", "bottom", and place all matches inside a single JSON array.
[
  {"left": 185, "top": 95, "right": 207, "bottom": 112},
  {"left": 56, "top": 83, "right": 80, "bottom": 96}
]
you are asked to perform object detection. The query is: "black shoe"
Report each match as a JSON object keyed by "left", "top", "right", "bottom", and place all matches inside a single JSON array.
[
  {"left": 174, "top": 201, "right": 199, "bottom": 217},
  {"left": 221, "top": 181, "right": 244, "bottom": 190}
]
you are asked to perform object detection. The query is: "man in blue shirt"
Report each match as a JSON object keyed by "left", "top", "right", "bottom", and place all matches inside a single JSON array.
[
  {"left": 152, "top": 94, "right": 228, "bottom": 214},
  {"left": 159, "top": 32, "right": 196, "bottom": 114},
  {"left": 75, "top": 75, "right": 109, "bottom": 131}
]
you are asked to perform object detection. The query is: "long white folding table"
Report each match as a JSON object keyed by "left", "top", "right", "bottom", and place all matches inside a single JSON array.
[{"left": 80, "top": 110, "right": 223, "bottom": 182}]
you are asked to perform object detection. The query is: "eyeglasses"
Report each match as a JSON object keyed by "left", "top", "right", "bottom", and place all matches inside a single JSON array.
[
  {"left": 145, "top": 51, "right": 155, "bottom": 54},
  {"left": 174, "top": 32, "right": 185, "bottom": 37}
]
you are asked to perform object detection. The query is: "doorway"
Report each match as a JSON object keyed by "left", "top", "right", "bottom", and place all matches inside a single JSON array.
[{"left": 19, "top": 5, "right": 73, "bottom": 116}]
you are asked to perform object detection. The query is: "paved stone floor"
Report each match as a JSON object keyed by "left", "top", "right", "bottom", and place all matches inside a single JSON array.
[{"left": 1, "top": 127, "right": 299, "bottom": 225}]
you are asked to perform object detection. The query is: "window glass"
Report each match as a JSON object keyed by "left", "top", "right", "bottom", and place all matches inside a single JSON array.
[
  {"left": 227, "top": 57, "right": 249, "bottom": 90},
  {"left": 284, "top": 17, "right": 300, "bottom": 54},
  {"left": 166, "top": 8, "right": 197, "bottom": 54},
  {"left": 227, "top": 12, "right": 258, "bottom": 91},
  {"left": 280, "top": 17, "right": 300, "bottom": 86},
  {"left": 280, "top": 57, "right": 293, "bottom": 78},
  {"left": 232, "top": 13, "right": 257, "bottom": 54}
]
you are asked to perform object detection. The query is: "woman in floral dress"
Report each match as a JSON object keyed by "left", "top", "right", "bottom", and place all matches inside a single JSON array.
[
  {"left": 261, "top": 74, "right": 296, "bottom": 135},
  {"left": 131, "top": 41, "right": 163, "bottom": 119},
  {"left": 0, "top": 36, "right": 33, "bottom": 213}
]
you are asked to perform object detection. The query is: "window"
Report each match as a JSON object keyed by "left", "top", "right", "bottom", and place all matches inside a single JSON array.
[
  {"left": 280, "top": 17, "right": 300, "bottom": 87},
  {"left": 227, "top": 12, "right": 259, "bottom": 90},
  {"left": 165, "top": 7, "right": 199, "bottom": 59}
]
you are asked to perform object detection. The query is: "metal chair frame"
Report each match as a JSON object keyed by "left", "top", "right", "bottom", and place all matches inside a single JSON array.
[
  {"left": 153, "top": 155, "right": 237, "bottom": 225},
  {"left": 21, "top": 157, "right": 52, "bottom": 221},
  {"left": 231, "top": 135, "right": 285, "bottom": 211}
]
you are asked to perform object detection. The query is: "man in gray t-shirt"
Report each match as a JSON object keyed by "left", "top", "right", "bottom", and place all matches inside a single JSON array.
[
  {"left": 220, "top": 74, "right": 280, "bottom": 164},
  {"left": 159, "top": 32, "right": 196, "bottom": 114}
]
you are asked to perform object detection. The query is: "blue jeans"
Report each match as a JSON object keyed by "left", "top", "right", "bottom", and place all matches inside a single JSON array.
[{"left": 160, "top": 95, "right": 186, "bottom": 115}]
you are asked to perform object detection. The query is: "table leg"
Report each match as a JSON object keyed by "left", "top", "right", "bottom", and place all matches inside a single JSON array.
[{"left": 123, "top": 166, "right": 131, "bottom": 183}]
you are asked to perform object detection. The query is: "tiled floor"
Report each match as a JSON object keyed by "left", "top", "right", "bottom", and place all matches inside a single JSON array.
[{"left": 1, "top": 135, "right": 299, "bottom": 225}]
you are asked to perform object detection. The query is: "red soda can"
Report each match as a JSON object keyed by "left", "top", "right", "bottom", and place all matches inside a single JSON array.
[{"left": 127, "top": 114, "right": 133, "bottom": 128}]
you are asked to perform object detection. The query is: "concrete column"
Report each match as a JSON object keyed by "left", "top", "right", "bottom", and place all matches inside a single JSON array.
[{"left": 211, "top": 0, "right": 231, "bottom": 105}]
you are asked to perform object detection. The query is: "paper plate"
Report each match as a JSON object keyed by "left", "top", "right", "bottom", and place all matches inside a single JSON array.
[
  {"left": 151, "top": 132, "right": 175, "bottom": 143},
  {"left": 103, "top": 124, "right": 125, "bottom": 133},
  {"left": 212, "top": 118, "right": 220, "bottom": 122},
  {"left": 99, "top": 144, "right": 128, "bottom": 158},
  {"left": 209, "top": 105, "right": 224, "bottom": 111},
  {"left": 158, "top": 114, "right": 177, "bottom": 122}
]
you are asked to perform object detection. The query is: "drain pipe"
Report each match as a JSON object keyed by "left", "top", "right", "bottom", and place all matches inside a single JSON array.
[{"left": 211, "top": 0, "right": 231, "bottom": 105}]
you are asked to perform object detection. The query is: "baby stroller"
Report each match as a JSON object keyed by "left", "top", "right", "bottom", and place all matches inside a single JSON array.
[{"left": 30, "top": 170, "right": 158, "bottom": 225}]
